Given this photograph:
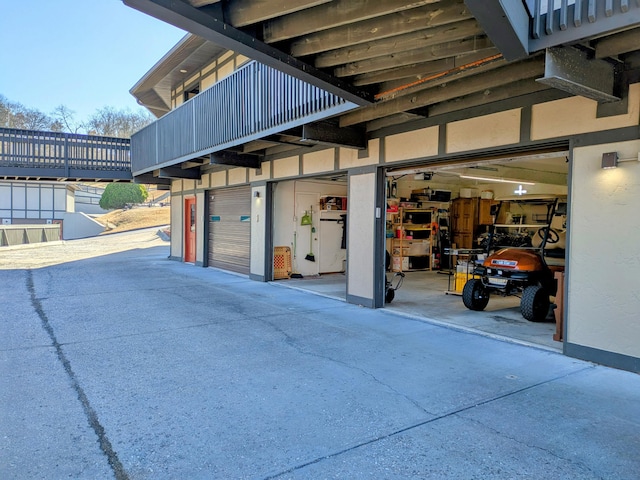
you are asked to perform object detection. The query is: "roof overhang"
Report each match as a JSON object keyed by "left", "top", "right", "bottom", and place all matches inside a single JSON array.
[
  {"left": 123, "top": 0, "right": 373, "bottom": 106},
  {"left": 130, "top": 33, "right": 226, "bottom": 117}
]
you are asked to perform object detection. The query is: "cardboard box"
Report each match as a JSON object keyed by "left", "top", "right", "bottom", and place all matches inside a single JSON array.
[
  {"left": 320, "top": 196, "right": 347, "bottom": 211},
  {"left": 392, "top": 256, "right": 409, "bottom": 272},
  {"left": 407, "top": 240, "right": 430, "bottom": 256}
]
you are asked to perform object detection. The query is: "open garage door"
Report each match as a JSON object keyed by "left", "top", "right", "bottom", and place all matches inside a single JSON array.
[
  {"left": 383, "top": 148, "right": 569, "bottom": 348},
  {"left": 208, "top": 186, "right": 251, "bottom": 274}
]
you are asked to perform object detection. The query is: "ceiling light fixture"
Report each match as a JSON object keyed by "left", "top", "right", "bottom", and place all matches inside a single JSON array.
[
  {"left": 179, "top": 69, "right": 188, "bottom": 73},
  {"left": 459, "top": 174, "right": 535, "bottom": 185}
]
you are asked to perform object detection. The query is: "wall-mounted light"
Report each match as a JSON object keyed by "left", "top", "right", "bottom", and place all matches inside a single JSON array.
[
  {"left": 254, "top": 191, "right": 260, "bottom": 198},
  {"left": 459, "top": 174, "right": 535, "bottom": 185},
  {"left": 601, "top": 152, "right": 618, "bottom": 169},
  {"left": 601, "top": 151, "right": 640, "bottom": 169}
]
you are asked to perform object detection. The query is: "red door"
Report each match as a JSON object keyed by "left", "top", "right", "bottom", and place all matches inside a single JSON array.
[{"left": 184, "top": 197, "right": 196, "bottom": 263}]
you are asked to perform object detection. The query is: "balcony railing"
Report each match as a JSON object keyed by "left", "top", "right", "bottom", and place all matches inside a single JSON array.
[
  {"left": 0, "top": 128, "right": 131, "bottom": 180},
  {"left": 526, "top": 0, "right": 640, "bottom": 51},
  {"left": 131, "top": 60, "right": 356, "bottom": 175}
]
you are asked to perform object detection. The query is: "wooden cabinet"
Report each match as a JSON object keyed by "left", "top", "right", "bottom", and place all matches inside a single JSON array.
[
  {"left": 478, "top": 199, "right": 498, "bottom": 225},
  {"left": 451, "top": 197, "right": 477, "bottom": 249}
]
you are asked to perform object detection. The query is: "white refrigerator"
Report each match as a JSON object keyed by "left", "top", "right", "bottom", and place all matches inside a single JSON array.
[{"left": 318, "top": 210, "right": 346, "bottom": 273}]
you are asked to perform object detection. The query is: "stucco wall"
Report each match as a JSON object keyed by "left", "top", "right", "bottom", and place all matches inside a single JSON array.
[
  {"left": 172, "top": 51, "right": 250, "bottom": 109},
  {"left": 303, "top": 150, "right": 334, "bottom": 175},
  {"left": 273, "top": 156, "right": 300, "bottom": 178},
  {"left": 61, "top": 212, "right": 105, "bottom": 240},
  {"left": 347, "top": 172, "right": 377, "bottom": 302},
  {"left": 447, "top": 109, "right": 521, "bottom": 153},
  {"left": 568, "top": 140, "right": 640, "bottom": 359},
  {"left": 339, "top": 139, "right": 380, "bottom": 169},
  {"left": 171, "top": 193, "right": 183, "bottom": 259},
  {"left": 211, "top": 171, "right": 227, "bottom": 187},
  {"left": 385, "top": 126, "right": 439, "bottom": 163},
  {"left": 0, "top": 182, "right": 70, "bottom": 222},
  {"left": 250, "top": 185, "right": 267, "bottom": 277},
  {"left": 531, "top": 83, "right": 640, "bottom": 140},
  {"left": 228, "top": 168, "right": 248, "bottom": 185},
  {"left": 196, "top": 191, "right": 206, "bottom": 265}
]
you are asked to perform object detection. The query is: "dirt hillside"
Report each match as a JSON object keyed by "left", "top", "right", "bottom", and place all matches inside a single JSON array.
[{"left": 97, "top": 206, "right": 170, "bottom": 234}]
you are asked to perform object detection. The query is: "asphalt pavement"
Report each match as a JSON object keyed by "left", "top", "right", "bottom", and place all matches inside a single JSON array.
[{"left": 1, "top": 228, "right": 639, "bottom": 479}]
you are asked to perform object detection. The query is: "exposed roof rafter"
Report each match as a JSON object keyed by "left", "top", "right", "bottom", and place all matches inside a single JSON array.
[{"left": 123, "top": 0, "right": 373, "bottom": 105}]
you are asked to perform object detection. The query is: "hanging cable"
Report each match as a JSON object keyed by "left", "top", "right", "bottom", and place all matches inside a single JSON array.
[{"left": 374, "top": 53, "right": 504, "bottom": 101}]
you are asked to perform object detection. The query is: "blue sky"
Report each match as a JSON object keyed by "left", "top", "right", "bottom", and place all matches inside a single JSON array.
[{"left": 0, "top": 0, "right": 185, "bottom": 121}]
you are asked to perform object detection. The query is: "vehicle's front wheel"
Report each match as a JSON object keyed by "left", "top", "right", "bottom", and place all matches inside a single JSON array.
[
  {"left": 462, "top": 279, "right": 490, "bottom": 311},
  {"left": 521, "top": 285, "right": 550, "bottom": 322}
]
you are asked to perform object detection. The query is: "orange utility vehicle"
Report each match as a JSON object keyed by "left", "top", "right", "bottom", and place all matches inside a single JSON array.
[{"left": 462, "top": 197, "right": 566, "bottom": 322}]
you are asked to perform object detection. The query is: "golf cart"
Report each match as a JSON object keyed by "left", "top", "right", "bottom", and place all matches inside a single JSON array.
[{"left": 462, "top": 196, "right": 566, "bottom": 322}]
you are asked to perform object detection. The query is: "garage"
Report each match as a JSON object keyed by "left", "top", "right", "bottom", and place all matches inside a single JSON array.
[
  {"left": 208, "top": 185, "right": 251, "bottom": 274},
  {"left": 271, "top": 178, "right": 348, "bottom": 298},
  {"left": 279, "top": 150, "right": 569, "bottom": 349}
]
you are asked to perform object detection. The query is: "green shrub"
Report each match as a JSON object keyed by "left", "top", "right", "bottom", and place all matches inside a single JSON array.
[{"left": 99, "top": 183, "right": 149, "bottom": 210}]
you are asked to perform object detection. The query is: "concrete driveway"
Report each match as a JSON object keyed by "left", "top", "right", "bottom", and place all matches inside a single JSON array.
[{"left": 1, "top": 229, "right": 639, "bottom": 479}]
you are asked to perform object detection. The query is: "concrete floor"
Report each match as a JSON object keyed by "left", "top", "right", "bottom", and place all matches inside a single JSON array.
[
  {"left": 277, "top": 270, "right": 560, "bottom": 351},
  {"left": 3, "top": 230, "right": 639, "bottom": 479}
]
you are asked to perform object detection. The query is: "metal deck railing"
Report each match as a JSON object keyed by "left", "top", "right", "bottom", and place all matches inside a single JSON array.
[
  {"left": 0, "top": 128, "right": 131, "bottom": 181},
  {"left": 526, "top": 0, "right": 640, "bottom": 51},
  {"left": 131, "top": 60, "right": 356, "bottom": 175}
]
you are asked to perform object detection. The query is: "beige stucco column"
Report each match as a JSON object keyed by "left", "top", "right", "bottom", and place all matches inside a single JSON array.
[
  {"left": 346, "top": 168, "right": 384, "bottom": 307},
  {"left": 250, "top": 184, "right": 267, "bottom": 281},
  {"left": 195, "top": 191, "right": 206, "bottom": 266},
  {"left": 567, "top": 139, "right": 640, "bottom": 369}
]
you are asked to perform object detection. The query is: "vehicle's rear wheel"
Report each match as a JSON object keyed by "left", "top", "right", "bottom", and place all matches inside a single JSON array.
[
  {"left": 385, "top": 286, "right": 395, "bottom": 304},
  {"left": 462, "top": 279, "right": 490, "bottom": 311},
  {"left": 521, "top": 285, "right": 550, "bottom": 322}
]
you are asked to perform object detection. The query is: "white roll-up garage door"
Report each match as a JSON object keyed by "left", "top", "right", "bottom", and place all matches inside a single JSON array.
[{"left": 207, "top": 186, "right": 251, "bottom": 274}]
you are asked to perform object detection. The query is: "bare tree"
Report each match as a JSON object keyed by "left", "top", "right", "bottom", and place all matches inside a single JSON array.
[
  {"left": 20, "top": 108, "right": 54, "bottom": 130},
  {"left": 0, "top": 95, "right": 58, "bottom": 131},
  {"left": 0, "top": 95, "right": 154, "bottom": 138},
  {"left": 86, "top": 106, "right": 154, "bottom": 138},
  {"left": 52, "top": 104, "right": 84, "bottom": 133},
  {"left": 0, "top": 96, "right": 10, "bottom": 127}
]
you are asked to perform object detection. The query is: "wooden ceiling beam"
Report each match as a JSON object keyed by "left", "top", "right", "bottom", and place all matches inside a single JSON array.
[
  {"left": 313, "top": 19, "right": 481, "bottom": 68},
  {"left": 181, "top": 159, "right": 209, "bottom": 169},
  {"left": 595, "top": 27, "right": 640, "bottom": 59},
  {"left": 365, "top": 112, "right": 424, "bottom": 132},
  {"left": 241, "top": 140, "right": 282, "bottom": 153},
  {"left": 292, "top": 1, "right": 472, "bottom": 58},
  {"left": 339, "top": 57, "right": 545, "bottom": 126},
  {"left": 352, "top": 48, "right": 499, "bottom": 86},
  {"left": 264, "top": 144, "right": 307, "bottom": 156},
  {"left": 210, "top": 150, "right": 262, "bottom": 169},
  {"left": 187, "top": 0, "right": 219, "bottom": 7},
  {"left": 427, "top": 78, "right": 550, "bottom": 117},
  {"left": 376, "top": 56, "right": 507, "bottom": 100},
  {"left": 226, "top": 0, "right": 332, "bottom": 28},
  {"left": 263, "top": 0, "right": 442, "bottom": 44},
  {"left": 123, "top": 0, "right": 372, "bottom": 105},
  {"left": 155, "top": 167, "right": 200, "bottom": 179},
  {"left": 368, "top": 48, "right": 500, "bottom": 93},
  {"left": 334, "top": 35, "right": 493, "bottom": 77}
]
